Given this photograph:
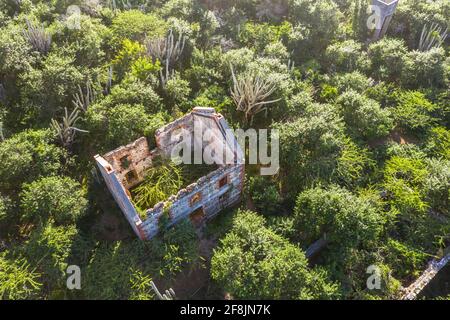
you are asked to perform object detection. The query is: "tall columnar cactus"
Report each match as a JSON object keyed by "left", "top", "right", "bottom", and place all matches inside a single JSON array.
[
  {"left": 145, "top": 29, "right": 186, "bottom": 87},
  {"left": 230, "top": 64, "right": 281, "bottom": 124},
  {"left": 287, "top": 59, "right": 295, "bottom": 74},
  {"left": 104, "top": 66, "right": 113, "bottom": 95},
  {"left": 0, "top": 83, "right": 5, "bottom": 103},
  {"left": 418, "top": 23, "right": 448, "bottom": 52},
  {"left": 72, "top": 80, "right": 97, "bottom": 113},
  {"left": 50, "top": 107, "right": 88, "bottom": 148},
  {"left": 0, "top": 83, "right": 5, "bottom": 142},
  {"left": 0, "top": 122, "right": 4, "bottom": 142},
  {"left": 150, "top": 281, "right": 176, "bottom": 300},
  {"left": 12, "top": 0, "right": 22, "bottom": 10},
  {"left": 22, "top": 19, "right": 52, "bottom": 55}
]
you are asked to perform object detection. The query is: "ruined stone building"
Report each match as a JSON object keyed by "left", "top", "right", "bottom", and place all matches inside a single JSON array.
[
  {"left": 94, "top": 107, "right": 244, "bottom": 240},
  {"left": 371, "top": 0, "right": 400, "bottom": 41}
]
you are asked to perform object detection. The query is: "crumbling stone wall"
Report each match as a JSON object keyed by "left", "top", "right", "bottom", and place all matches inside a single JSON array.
[
  {"left": 371, "top": 0, "right": 399, "bottom": 41},
  {"left": 141, "top": 164, "right": 244, "bottom": 238},
  {"left": 94, "top": 155, "right": 146, "bottom": 239},
  {"left": 103, "top": 137, "right": 157, "bottom": 190},
  {"left": 95, "top": 107, "right": 244, "bottom": 240},
  {"left": 155, "top": 108, "right": 237, "bottom": 165},
  {"left": 156, "top": 113, "right": 194, "bottom": 158}
]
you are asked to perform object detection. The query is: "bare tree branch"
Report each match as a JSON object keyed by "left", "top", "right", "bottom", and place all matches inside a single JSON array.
[{"left": 230, "top": 64, "right": 281, "bottom": 124}]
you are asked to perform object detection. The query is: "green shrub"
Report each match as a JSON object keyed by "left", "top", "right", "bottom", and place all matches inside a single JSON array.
[
  {"left": 368, "top": 38, "right": 407, "bottom": 82},
  {"left": 274, "top": 103, "right": 345, "bottom": 196},
  {"left": 20, "top": 223, "right": 78, "bottom": 293},
  {"left": 211, "top": 210, "right": 340, "bottom": 299},
  {"left": 286, "top": 90, "right": 314, "bottom": 118},
  {"left": 336, "top": 137, "right": 373, "bottom": 187},
  {"left": 193, "top": 85, "right": 234, "bottom": 119},
  {"left": 0, "top": 252, "right": 42, "bottom": 300},
  {"left": 393, "top": 91, "right": 436, "bottom": 134},
  {"left": 50, "top": 14, "right": 109, "bottom": 67},
  {"left": 19, "top": 50, "right": 84, "bottom": 119},
  {"left": 111, "top": 10, "right": 167, "bottom": 43},
  {"left": 288, "top": 0, "right": 342, "bottom": 61},
  {"left": 239, "top": 21, "right": 294, "bottom": 53},
  {"left": 331, "top": 71, "right": 373, "bottom": 94},
  {"left": 83, "top": 223, "right": 198, "bottom": 299},
  {"left": 98, "top": 78, "right": 163, "bottom": 113},
  {"left": 112, "top": 39, "right": 146, "bottom": 81},
  {"left": 20, "top": 176, "right": 88, "bottom": 225},
  {"left": 423, "top": 158, "right": 450, "bottom": 216},
  {"left": 293, "top": 186, "right": 384, "bottom": 249},
  {"left": 383, "top": 156, "right": 429, "bottom": 218},
  {"left": 144, "top": 112, "right": 172, "bottom": 149},
  {"left": 0, "top": 129, "right": 66, "bottom": 192},
  {"left": 164, "top": 73, "right": 192, "bottom": 112},
  {"left": 401, "top": 48, "right": 447, "bottom": 89},
  {"left": 0, "top": 194, "right": 11, "bottom": 222},
  {"left": 325, "top": 40, "right": 369, "bottom": 73},
  {"left": 82, "top": 241, "right": 146, "bottom": 300},
  {"left": 108, "top": 104, "right": 152, "bottom": 145},
  {"left": 336, "top": 90, "right": 394, "bottom": 140},
  {"left": 247, "top": 176, "right": 282, "bottom": 215},
  {"left": 383, "top": 239, "right": 428, "bottom": 279}
]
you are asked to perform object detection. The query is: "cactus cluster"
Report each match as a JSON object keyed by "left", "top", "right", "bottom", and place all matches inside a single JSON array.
[
  {"left": 150, "top": 281, "right": 176, "bottom": 300},
  {"left": 145, "top": 29, "right": 187, "bottom": 87},
  {"left": 418, "top": 23, "right": 448, "bottom": 52},
  {"left": 22, "top": 19, "right": 52, "bottom": 55}
]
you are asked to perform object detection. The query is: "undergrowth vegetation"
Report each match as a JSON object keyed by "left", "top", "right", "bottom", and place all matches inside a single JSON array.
[{"left": 0, "top": 0, "right": 448, "bottom": 300}]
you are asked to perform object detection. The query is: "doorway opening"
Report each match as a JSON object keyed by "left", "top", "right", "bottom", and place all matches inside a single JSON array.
[{"left": 190, "top": 207, "right": 206, "bottom": 227}]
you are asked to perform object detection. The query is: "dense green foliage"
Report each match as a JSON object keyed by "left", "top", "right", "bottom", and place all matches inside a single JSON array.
[
  {"left": 211, "top": 210, "right": 340, "bottom": 299},
  {"left": 0, "top": 0, "right": 448, "bottom": 300},
  {"left": 0, "top": 130, "right": 67, "bottom": 191},
  {"left": 20, "top": 176, "right": 88, "bottom": 225}
]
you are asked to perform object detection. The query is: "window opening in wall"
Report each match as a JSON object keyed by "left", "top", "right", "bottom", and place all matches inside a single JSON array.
[
  {"left": 125, "top": 170, "right": 138, "bottom": 184},
  {"left": 190, "top": 192, "right": 202, "bottom": 206},
  {"left": 218, "top": 175, "right": 229, "bottom": 189},
  {"left": 120, "top": 155, "right": 131, "bottom": 169},
  {"left": 190, "top": 207, "right": 205, "bottom": 227}
]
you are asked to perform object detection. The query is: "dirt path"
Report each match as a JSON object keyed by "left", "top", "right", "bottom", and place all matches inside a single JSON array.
[{"left": 368, "top": 129, "right": 418, "bottom": 148}]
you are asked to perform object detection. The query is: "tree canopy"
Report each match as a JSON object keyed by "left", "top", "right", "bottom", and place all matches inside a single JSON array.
[{"left": 0, "top": 0, "right": 448, "bottom": 301}]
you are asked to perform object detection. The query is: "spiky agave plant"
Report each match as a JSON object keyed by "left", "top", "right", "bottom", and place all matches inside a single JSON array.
[{"left": 50, "top": 107, "right": 88, "bottom": 148}]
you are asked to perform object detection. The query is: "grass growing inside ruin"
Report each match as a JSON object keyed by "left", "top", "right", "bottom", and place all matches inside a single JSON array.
[
  {"left": 131, "top": 157, "right": 183, "bottom": 214},
  {"left": 179, "top": 161, "right": 219, "bottom": 187},
  {"left": 131, "top": 156, "right": 218, "bottom": 215}
]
